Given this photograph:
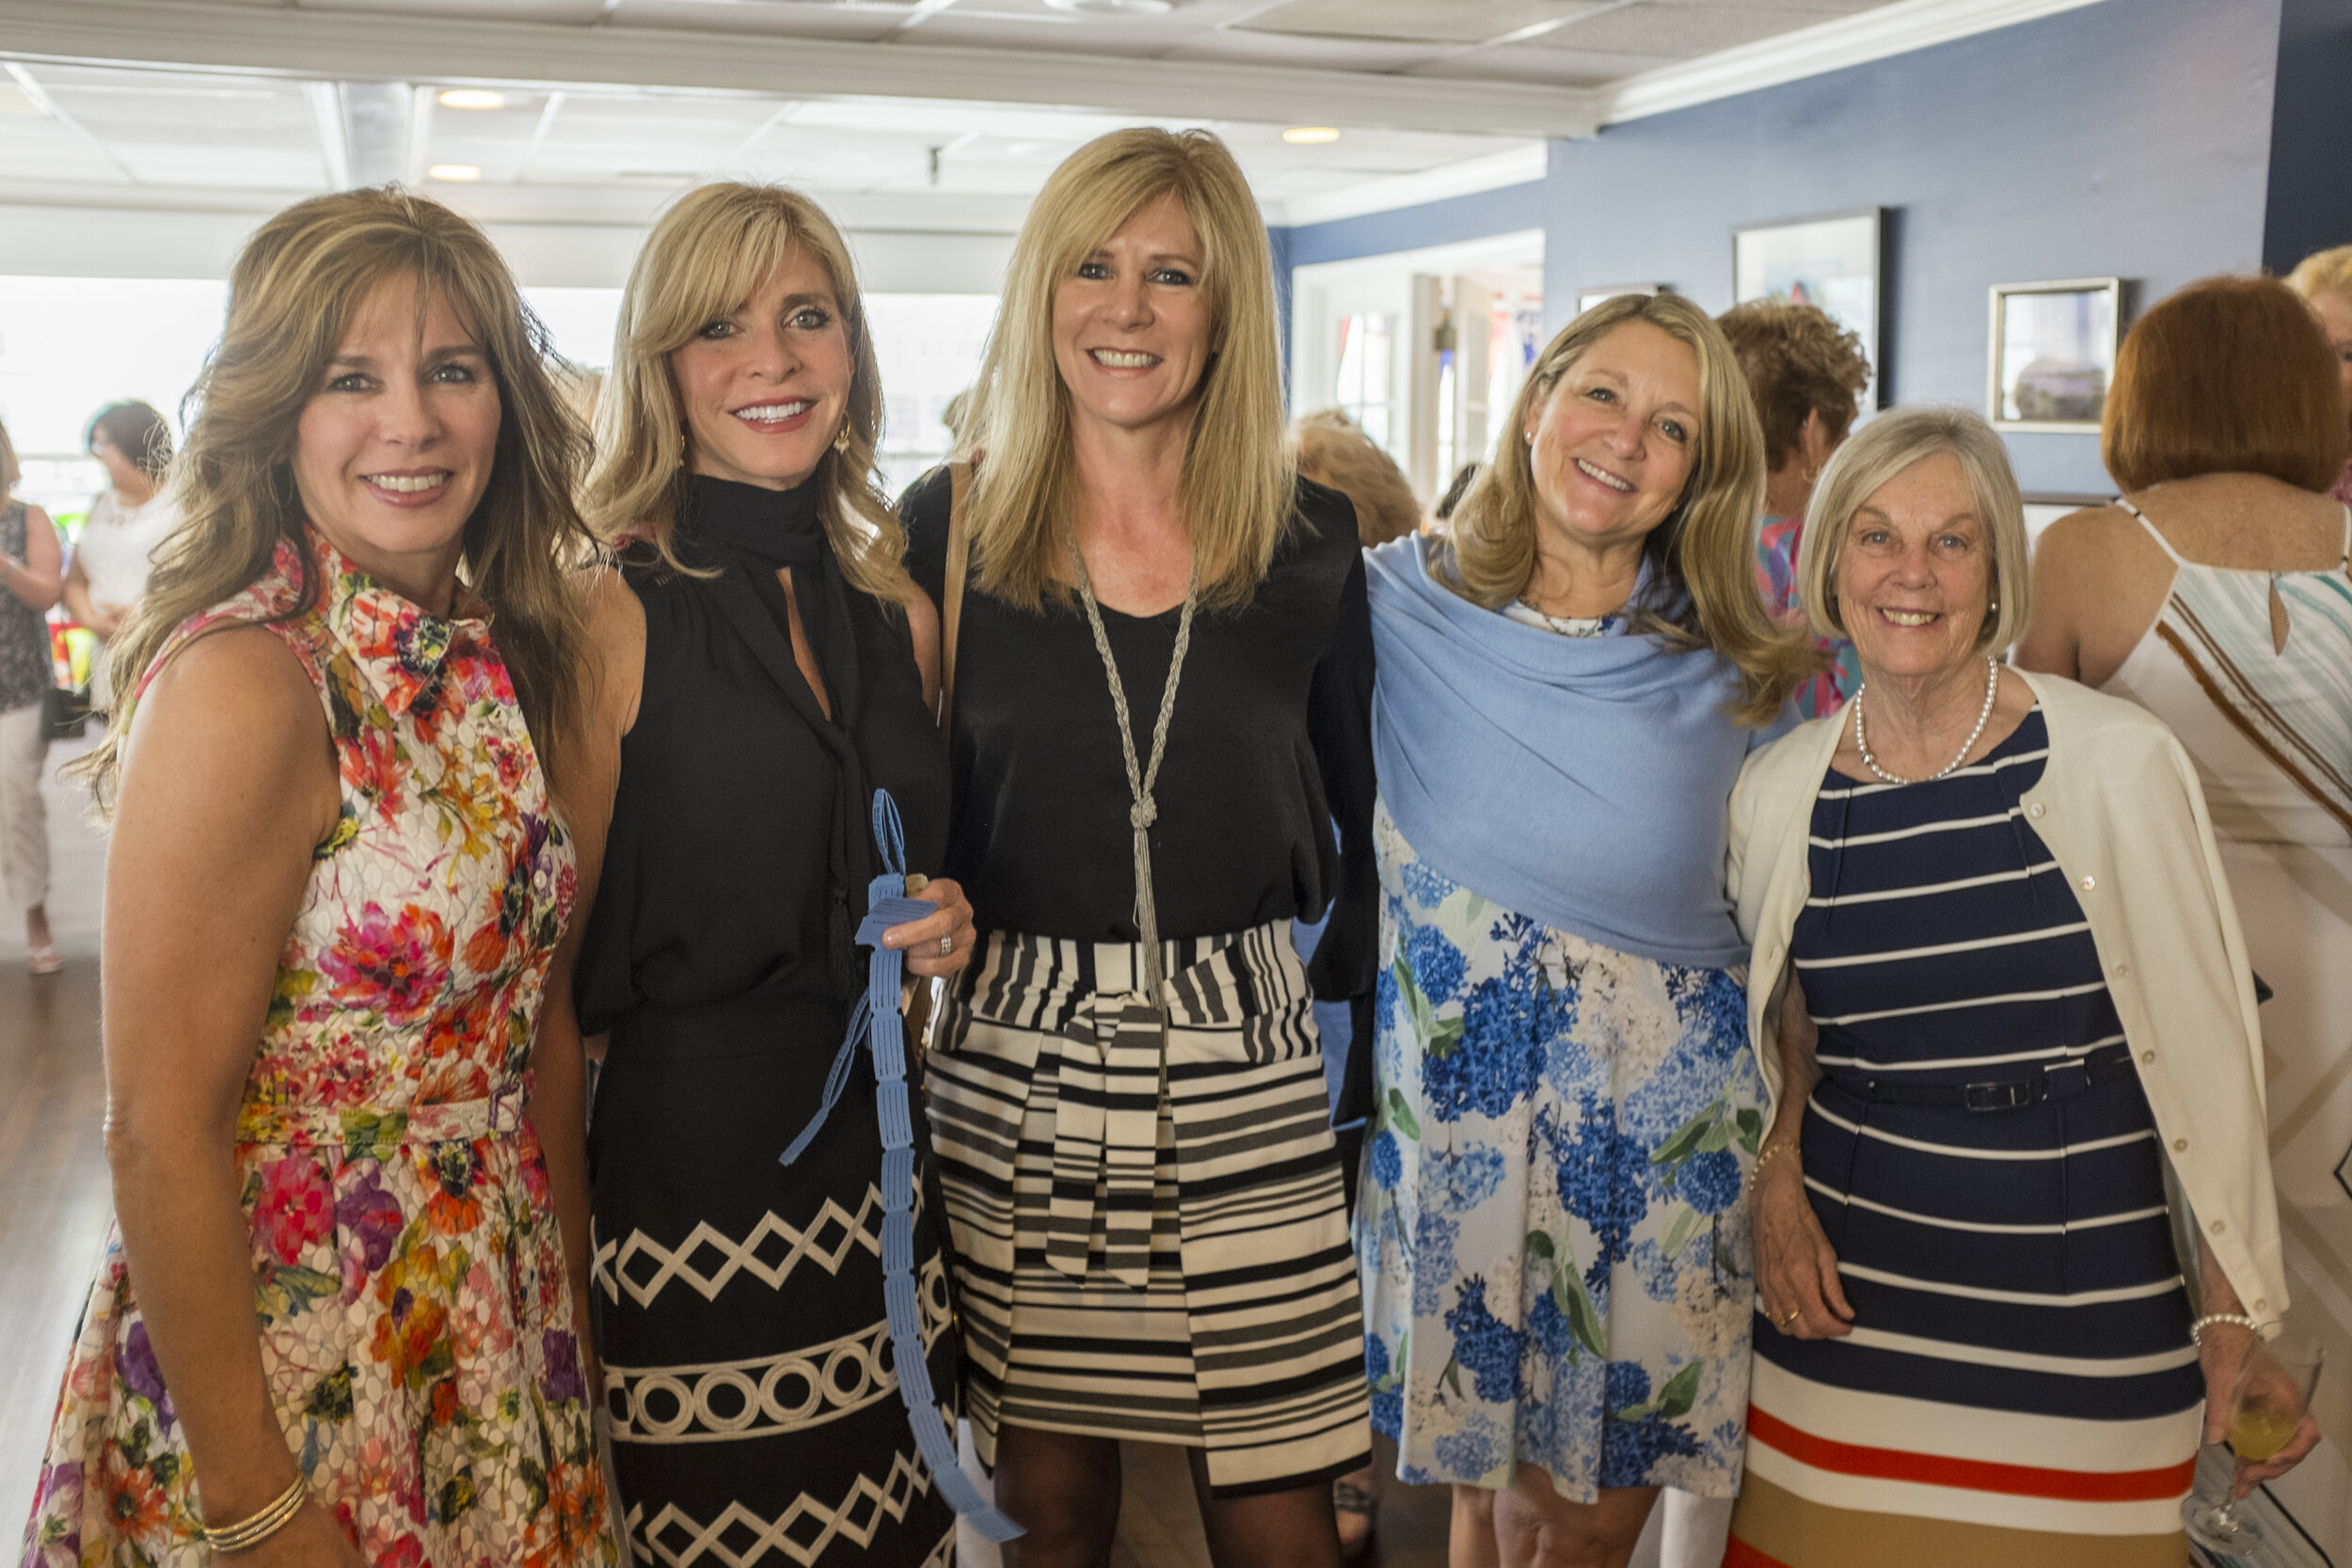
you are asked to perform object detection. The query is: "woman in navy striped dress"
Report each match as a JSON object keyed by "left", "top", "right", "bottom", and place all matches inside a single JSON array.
[{"left": 1723, "top": 408, "right": 2313, "bottom": 1566}]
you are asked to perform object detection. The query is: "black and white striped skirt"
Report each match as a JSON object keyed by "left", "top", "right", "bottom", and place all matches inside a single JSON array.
[{"left": 924, "top": 921, "right": 1372, "bottom": 1498}]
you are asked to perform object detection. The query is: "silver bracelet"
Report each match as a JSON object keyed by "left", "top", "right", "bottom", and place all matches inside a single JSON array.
[{"left": 2189, "top": 1312, "right": 2262, "bottom": 1345}]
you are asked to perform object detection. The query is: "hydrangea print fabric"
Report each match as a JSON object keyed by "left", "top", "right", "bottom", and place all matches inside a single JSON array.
[
  {"left": 18, "top": 535, "right": 617, "bottom": 1568},
  {"left": 1356, "top": 801, "right": 1763, "bottom": 1503}
]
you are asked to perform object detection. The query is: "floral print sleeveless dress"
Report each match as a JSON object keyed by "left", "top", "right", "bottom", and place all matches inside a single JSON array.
[{"left": 18, "top": 533, "right": 617, "bottom": 1568}]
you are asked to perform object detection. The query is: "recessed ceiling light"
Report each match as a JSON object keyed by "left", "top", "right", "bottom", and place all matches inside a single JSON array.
[
  {"left": 1283, "top": 126, "right": 1342, "bottom": 145},
  {"left": 1043, "top": 0, "right": 1175, "bottom": 13},
  {"left": 437, "top": 89, "right": 506, "bottom": 111},
  {"left": 427, "top": 164, "right": 482, "bottom": 182}
]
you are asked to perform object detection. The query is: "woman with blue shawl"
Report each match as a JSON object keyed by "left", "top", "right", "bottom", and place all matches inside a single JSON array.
[{"left": 1356, "top": 292, "right": 1811, "bottom": 1568}]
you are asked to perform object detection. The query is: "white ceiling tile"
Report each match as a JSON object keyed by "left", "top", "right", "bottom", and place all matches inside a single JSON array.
[
  {"left": 115, "top": 144, "right": 328, "bottom": 188},
  {"left": 1235, "top": 0, "right": 1603, "bottom": 47},
  {"left": 1160, "top": 28, "right": 1447, "bottom": 73},
  {"left": 612, "top": 0, "right": 906, "bottom": 41},
  {"left": 297, "top": 0, "right": 608, "bottom": 18},
  {"left": 1412, "top": 46, "right": 1684, "bottom": 85},
  {"left": 1533, "top": 1, "right": 1840, "bottom": 54}
]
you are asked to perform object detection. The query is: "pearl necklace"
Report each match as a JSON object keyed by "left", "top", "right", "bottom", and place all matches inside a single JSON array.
[{"left": 1851, "top": 657, "right": 2000, "bottom": 785}]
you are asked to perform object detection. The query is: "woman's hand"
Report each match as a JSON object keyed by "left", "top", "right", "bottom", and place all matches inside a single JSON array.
[
  {"left": 886, "top": 877, "right": 977, "bottom": 979},
  {"left": 231, "top": 1499, "right": 369, "bottom": 1568},
  {"left": 1752, "top": 1148, "right": 1853, "bottom": 1339},
  {"left": 2197, "top": 1323, "right": 2324, "bottom": 1498}
]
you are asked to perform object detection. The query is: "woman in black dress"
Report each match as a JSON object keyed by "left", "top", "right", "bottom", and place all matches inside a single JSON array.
[
  {"left": 900, "top": 128, "right": 1376, "bottom": 1568},
  {"left": 548, "top": 182, "right": 977, "bottom": 1568}
]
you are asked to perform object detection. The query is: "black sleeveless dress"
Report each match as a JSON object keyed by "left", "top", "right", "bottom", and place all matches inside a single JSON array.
[{"left": 577, "top": 475, "right": 957, "bottom": 1568}]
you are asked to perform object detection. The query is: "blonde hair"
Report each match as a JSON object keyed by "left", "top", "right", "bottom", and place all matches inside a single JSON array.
[
  {"left": 583, "top": 182, "right": 914, "bottom": 607},
  {"left": 963, "top": 128, "right": 1291, "bottom": 611},
  {"left": 1797, "top": 404, "right": 2030, "bottom": 655},
  {"left": 1291, "top": 408, "right": 1420, "bottom": 546},
  {"left": 0, "top": 419, "right": 18, "bottom": 497},
  {"left": 83, "top": 187, "right": 595, "bottom": 805},
  {"left": 2288, "top": 244, "right": 2352, "bottom": 302},
  {"left": 1441, "top": 291, "right": 1807, "bottom": 726}
]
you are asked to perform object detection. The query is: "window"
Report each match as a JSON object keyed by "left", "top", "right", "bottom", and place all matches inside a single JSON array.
[{"left": 1333, "top": 311, "right": 1394, "bottom": 451}]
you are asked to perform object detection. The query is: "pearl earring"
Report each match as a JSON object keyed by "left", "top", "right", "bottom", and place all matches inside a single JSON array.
[{"left": 834, "top": 424, "right": 852, "bottom": 456}]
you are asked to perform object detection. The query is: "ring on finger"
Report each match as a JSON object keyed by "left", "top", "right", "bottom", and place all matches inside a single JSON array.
[
  {"left": 938, "top": 934, "right": 954, "bottom": 958},
  {"left": 1778, "top": 1307, "right": 1801, "bottom": 1328}
]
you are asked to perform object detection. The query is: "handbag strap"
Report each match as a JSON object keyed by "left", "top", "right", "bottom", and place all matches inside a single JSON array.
[{"left": 939, "top": 460, "right": 971, "bottom": 738}]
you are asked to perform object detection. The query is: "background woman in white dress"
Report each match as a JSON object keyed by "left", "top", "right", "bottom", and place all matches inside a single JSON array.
[
  {"left": 65, "top": 400, "right": 177, "bottom": 712},
  {"left": 2018, "top": 274, "right": 2352, "bottom": 1558}
]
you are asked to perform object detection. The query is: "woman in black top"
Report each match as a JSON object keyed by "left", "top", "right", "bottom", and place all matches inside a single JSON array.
[
  {"left": 901, "top": 128, "right": 1376, "bottom": 1568},
  {"left": 548, "top": 183, "right": 977, "bottom": 1568}
]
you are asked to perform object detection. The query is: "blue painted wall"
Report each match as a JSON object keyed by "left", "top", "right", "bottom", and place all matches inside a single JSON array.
[
  {"left": 1273, "top": 0, "right": 2294, "bottom": 495},
  {"left": 1279, "top": 179, "right": 1547, "bottom": 270},
  {"left": 1540, "top": 0, "right": 2280, "bottom": 494},
  {"left": 2263, "top": 0, "right": 2352, "bottom": 276}
]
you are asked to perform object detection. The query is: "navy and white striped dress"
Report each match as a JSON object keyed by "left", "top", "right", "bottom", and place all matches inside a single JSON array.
[{"left": 1727, "top": 709, "right": 2204, "bottom": 1567}]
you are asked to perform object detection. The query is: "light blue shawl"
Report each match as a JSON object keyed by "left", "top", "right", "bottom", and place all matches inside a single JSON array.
[{"left": 1366, "top": 533, "right": 1779, "bottom": 973}]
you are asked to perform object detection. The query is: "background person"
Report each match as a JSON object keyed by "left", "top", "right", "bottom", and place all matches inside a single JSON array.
[
  {"left": 1287, "top": 404, "right": 1418, "bottom": 1562},
  {"left": 1717, "top": 299, "right": 1871, "bottom": 717},
  {"left": 1359, "top": 292, "right": 1808, "bottom": 1568},
  {"left": 558, "top": 182, "right": 976, "bottom": 1568},
  {"left": 64, "top": 399, "right": 178, "bottom": 712},
  {"left": 18, "top": 188, "right": 614, "bottom": 1568},
  {"left": 901, "top": 127, "right": 1376, "bottom": 1568},
  {"left": 0, "top": 417, "right": 64, "bottom": 973},
  {"left": 2017, "top": 275, "right": 2352, "bottom": 1546},
  {"left": 2286, "top": 244, "right": 2352, "bottom": 504},
  {"left": 1728, "top": 405, "right": 2310, "bottom": 1565}
]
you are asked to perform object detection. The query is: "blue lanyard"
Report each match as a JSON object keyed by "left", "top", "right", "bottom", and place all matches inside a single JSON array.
[{"left": 780, "top": 788, "right": 1023, "bottom": 1544}]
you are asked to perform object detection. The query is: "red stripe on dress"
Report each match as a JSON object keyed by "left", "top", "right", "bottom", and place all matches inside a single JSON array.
[
  {"left": 1748, "top": 1406, "right": 2196, "bottom": 1501},
  {"left": 1724, "top": 1538, "right": 1793, "bottom": 1568}
]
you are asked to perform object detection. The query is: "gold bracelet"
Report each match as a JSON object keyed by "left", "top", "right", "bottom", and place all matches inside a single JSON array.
[
  {"left": 1753, "top": 1141, "right": 1799, "bottom": 1180},
  {"left": 201, "top": 1474, "right": 309, "bottom": 1555}
]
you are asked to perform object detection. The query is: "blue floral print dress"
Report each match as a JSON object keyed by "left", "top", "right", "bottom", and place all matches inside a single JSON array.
[{"left": 1357, "top": 800, "right": 1764, "bottom": 1503}]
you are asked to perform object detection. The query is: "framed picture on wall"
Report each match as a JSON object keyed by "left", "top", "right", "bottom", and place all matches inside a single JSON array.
[
  {"left": 1987, "top": 277, "right": 2123, "bottom": 432},
  {"left": 1576, "top": 283, "right": 1669, "bottom": 314},
  {"left": 1732, "top": 208, "right": 1884, "bottom": 407}
]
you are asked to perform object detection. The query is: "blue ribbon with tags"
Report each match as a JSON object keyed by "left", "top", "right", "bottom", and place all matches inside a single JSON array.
[{"left": 779, "top": 788, "right": 1023, "bottom": 1544}]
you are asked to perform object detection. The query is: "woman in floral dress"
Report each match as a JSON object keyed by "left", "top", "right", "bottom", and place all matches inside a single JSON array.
[
  {"left": 1357, "top": 293, "right": 1809, "bottom": 1568},
  {"left": 18, "top": 189, "right": 616, "bottom": 1568}
]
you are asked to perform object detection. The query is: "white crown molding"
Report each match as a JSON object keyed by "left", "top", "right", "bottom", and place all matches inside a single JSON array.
[
  {"left": 0, "top": 0, "right": 1606, "bottom": 138},
  {"left": 1273, "top": 143, "right": 1546, "bottom": 229},
  {"left": 1598, "top": 0, "right": 2115, "bottom": 125}
]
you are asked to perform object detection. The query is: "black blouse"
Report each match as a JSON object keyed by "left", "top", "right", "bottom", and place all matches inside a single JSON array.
[
  {"left": 577, "top": 475, "right": 949, "bottom": 1035},
  {"left": 900, "top": 468, "right": 1376, "bottom": 1004}
]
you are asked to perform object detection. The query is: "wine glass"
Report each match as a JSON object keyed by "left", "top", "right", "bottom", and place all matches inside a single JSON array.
[{"left": 2182, "top": 1325, "right": 2324, "bottom": 1552}]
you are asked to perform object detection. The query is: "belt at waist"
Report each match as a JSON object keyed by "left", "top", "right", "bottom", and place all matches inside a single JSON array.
[
  {"left": 236, "top": 1089, "right": 526, "bottom": 1150},
  {"left": 1822, "top": 1043, "right": 2137, "bottom": 1113}
]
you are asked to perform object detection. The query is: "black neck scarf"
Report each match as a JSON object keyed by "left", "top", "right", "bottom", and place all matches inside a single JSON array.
[{"left": 679, "top": 472, "right": 874, "bottom": 1000}]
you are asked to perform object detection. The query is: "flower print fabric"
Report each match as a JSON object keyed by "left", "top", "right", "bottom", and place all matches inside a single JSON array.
[
  {"left": 19, "top": 533, "right": 616, "bottom": 1568},
  {"left": 1755, "top": 515, "right": 1860, "bottom": 719},
  {"left": 1357, "top": 800, "right": 1763, "bottom": 1503}
]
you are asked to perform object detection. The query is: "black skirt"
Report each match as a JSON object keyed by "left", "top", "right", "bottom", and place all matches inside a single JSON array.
[{"left": 591, "top": 994, "right": 958, "bottom": 1568}]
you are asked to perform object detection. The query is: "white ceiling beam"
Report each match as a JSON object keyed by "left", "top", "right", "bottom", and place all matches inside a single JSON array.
[{"left": 0, "top": 0, "right": 1606, "bottom": 138}]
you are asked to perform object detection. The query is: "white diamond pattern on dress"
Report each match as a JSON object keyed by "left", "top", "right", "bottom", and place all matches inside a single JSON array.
[
  {"left": 594, "top": 1185, "right": 887, "bottom": 1307},
  {"left": 626, "top": 1449, "right": 935, "bottom": 1566}
]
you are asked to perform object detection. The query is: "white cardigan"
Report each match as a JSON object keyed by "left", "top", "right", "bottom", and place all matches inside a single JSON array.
[{"left": 1726, "top": 667, "right": 2289, "bottom": 1327}]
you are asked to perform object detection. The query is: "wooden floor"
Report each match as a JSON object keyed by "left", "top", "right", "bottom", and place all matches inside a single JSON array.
[{"left": 0, "top": 735, "right": 113, "bottom": 1544}]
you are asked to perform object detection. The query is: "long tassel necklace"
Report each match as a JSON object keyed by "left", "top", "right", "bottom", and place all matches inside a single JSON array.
[{"left": 1851, "top": 656, "right": 1999, "bottom": 784}]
